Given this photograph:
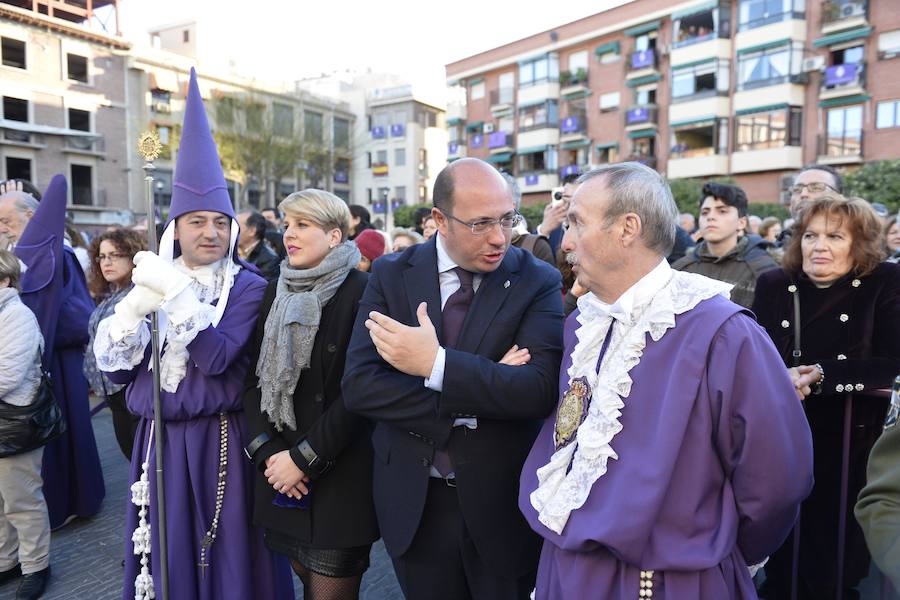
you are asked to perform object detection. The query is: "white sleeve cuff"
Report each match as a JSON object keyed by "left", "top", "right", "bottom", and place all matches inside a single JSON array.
[
  {"left": 424, "top": 346, "right": 446, "bottom": 392},
  {"left": 161, "top": 286, "right": 209, "bottom": 326}
]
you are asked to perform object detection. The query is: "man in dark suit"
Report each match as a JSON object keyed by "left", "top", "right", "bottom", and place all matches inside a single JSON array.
[
  {"left": 343, "top": 158, "right": 564, "bottom": 599},
  {"left": 237, "top": 209, "right": 281, "bottom": 282}
]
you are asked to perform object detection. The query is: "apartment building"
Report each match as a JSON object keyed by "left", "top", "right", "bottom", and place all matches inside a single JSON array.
[{"left": 445, "top": 0, "right": 900, "bottom": 205}]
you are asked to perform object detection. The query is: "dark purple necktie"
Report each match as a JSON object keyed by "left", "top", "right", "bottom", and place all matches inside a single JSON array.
[{"left": 433, "top": 267, "right": 476, "bottom": 477}]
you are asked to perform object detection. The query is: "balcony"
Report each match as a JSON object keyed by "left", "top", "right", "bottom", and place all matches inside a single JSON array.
[
  {"left": 64, "top": 134, "right": 106, "bottom": 155},
  {"left": 821, "top": 0, "right": 867, "bottom": 33},
  {"left": 447, "top": 102, "right": 467, "bottom": 123},
  {"left": 820, "top": 62, "right": 866, "bottom": 100},
  {"left": 624, "top": 105, "right": 658, "bottom": 130},
  {"left": 559, "top": 115, "right": 588, "bottom": 143},
  {"left": 817, "top": 131, "right": 863, "bottom": 164},
  {"left": 372, "top": 162, "right": 388, "bottom": 177},
  {"left": 489, "top": 89, "right": 515, "bottom": 114},
  {"left": 627, "top": 49, "right": 658, "bottom": 78},
  {"left": 487, "top": 131, "right": 514, "bottom": 153},
  {"left": 559, "top": 69, "right": 589, "bottom": 97}
]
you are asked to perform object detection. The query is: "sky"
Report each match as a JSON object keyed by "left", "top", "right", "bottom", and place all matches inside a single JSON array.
[{"left": 115, "top": 0, "right": 632, "bottom": 99}]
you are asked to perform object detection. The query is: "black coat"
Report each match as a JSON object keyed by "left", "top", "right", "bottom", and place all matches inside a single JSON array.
[
  {"left": 241, "top": 269, "right": 378, "bottom": 549},
  {"left": 245, "top": 240, "right": 281, "bottom": 283},
  {"left": 752, "top": 262, "right": 900, "bottom": 596}
]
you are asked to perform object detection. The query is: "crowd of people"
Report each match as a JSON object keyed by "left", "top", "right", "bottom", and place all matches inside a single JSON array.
[{"left": 1, "top": 66, "right": 900, "bottom": 600}]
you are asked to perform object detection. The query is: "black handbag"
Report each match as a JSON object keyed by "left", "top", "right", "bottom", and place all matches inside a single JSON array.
[{"left": 0, "top": 358, "right": 67, "bottom": 458}]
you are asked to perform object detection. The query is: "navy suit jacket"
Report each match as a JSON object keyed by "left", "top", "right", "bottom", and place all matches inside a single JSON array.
[{"left": 342, "top": 237, "right": 564, "bottom": 576}]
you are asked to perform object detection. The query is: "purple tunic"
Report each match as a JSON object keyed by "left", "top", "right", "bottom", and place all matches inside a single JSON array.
[
  {"left": 18, "top": 244, "right": 104, "bottom": 528},
  {"left": 519, "top": 296, "right": 814, "bottom": 599},
  {"left": 106, "top": 269, "right": 293, "bottom": 600}
]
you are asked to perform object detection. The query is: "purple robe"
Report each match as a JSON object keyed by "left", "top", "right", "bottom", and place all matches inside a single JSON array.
[
  {"left": 519, "top": 295, "right": 814, "bottom": 599},
  {"left": 18, "top": 243, "right": 104, "bottom": 528},
  {"left": 106, "top": 269, "right": 292, "bottom": 600}
]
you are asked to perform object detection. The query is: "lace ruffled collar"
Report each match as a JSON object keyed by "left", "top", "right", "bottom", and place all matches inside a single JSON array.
[{"left": 530, "top": 271, "right": 733, "bottom": 534}]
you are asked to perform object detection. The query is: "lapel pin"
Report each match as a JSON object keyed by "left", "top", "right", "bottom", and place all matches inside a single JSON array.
[{"left": 504, "top": 280, "right": 510, "bottom": 288}]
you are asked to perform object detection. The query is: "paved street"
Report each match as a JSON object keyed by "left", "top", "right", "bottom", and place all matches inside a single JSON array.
[{"left": 0, "top": 402, "right": 401, "bottom": 600}]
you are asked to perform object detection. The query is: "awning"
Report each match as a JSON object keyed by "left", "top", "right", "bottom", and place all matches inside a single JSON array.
[
  {"left": 447, "top": 117, "right": 463, "bottom": 126},
  {"left": 813, "top": 26, "right": 873, "bottom": 48},
  {"left": 517, "top": 97, "right": 548, "bottom": 109},
  {"left": 465, "top": 121, "right": 484, "bottom": 132},
  {"left": 624, "top": 21, "right": 661, "bottom": 37},
  {"left": 626, "top": 74, "right": 662, "bottom": 88},
  {"left": 149, "top": 70, "right": 179, "bottom": 92},
  {"left": 671, "top": 1, "right": 719, "bottom": 20},
  {"left": 486, "top": 152, "right": 513, "bottom": 163},
  {"left": 670, "top": 116, "right": 716, "bottom": 128},
  {"left": 735, "top": 103, "right": 789, "bottom": 116},
  {"left": 594, "top": 41, "right": 620, "bottom": 56},
  {"left": 560, "top": 139, "right": 591, "bottom": 150},
  {"left": 596, "top": 142, "right": 619, "bottom": 150},
  {"left": 627, "top": 128, "right": 656, "bottom": 139},
  {"left": 671, "top": 57, "right": 717, "bottom": 71},
  {"left": 561, "top": 89, "right": 592, "bottom": 100},
  {"left": 468, "top": 77, "right": 484, "bottom": 86},
  {"left": 819, "top": 94, "right": 870, "bottom": 108},
  {"left": 516, "top": 145, "right": 547, "bottom": 155},
  {"left": 736, "top": 38, "right": 790, "bottom": 55}
]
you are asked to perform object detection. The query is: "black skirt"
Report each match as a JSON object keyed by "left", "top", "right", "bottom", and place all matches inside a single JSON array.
[{"left": 264, "top": 529, "right": 371, "bottom": 578}]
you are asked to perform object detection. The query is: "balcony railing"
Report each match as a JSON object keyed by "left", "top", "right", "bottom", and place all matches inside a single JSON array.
[
  {"left": 487, "top": 131, "right": 514, "bottom": 149},
  {"left": 625, "top": 105, "right": 658, "bottom": 127},
  {"left": 818, "top": 131, "right": 863, "bottom": 158},
  {"left": 559, "top": 68, "right": 588, "bottom": 88},
  {"left": 822, "top": 62, "right": 866, "bottom": 91},
  {"left": 489, "top": 89, "right": 515, "bottom": 106},
  {"left": 821, "top": 0, "right": 867, "bottom": 26},
  {"left": 560, "top": 115, "right": 587, "bottom": 136},
  {"left": 628, "top": 48, "right": 657, "bottom": 72},
  {"left": 372, "top": 162, "right": 389, "bottom": 176},
  {"left": 65, "top": 135, "right": 105, "bottom": 153}
]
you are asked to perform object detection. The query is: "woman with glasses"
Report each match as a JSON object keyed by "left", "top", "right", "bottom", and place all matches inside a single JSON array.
[{"left": 83, "top": 228, "right": 145, "bottom": 459}]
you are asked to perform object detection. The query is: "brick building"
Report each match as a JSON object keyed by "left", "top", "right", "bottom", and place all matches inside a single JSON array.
[{"left": 445, "top": 0, "right": 900, "bottom": 206}]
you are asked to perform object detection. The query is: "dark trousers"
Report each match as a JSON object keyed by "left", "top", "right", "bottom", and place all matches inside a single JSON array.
[
  {"left": 391, "top": 478, "right": 535, "bottom": 600},
  {"left": 106, "top": 388, "right": 139, "bottom": 461}
]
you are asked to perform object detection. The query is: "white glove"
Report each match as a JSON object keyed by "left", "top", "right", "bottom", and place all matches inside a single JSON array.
[
  {"left": 132, "top": 251, "right": 192, "bottom": 301},
  {"left": 110, "top": 284, "right": 164, "bottom": 339}
]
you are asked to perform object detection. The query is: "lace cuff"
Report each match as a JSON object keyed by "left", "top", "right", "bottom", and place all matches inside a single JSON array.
[
  {"left": 94, "top": 315, "right": 149, "bottom": 373},
  {"left": 162, "top": 286, "right": 216, "bottom": 333}
]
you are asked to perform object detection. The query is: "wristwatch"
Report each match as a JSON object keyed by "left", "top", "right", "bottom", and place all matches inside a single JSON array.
[{"left": 297, "top": 439, "right": 332, "bottom": 478}]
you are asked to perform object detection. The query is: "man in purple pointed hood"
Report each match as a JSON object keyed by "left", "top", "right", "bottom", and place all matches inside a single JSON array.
[
  {"left": 93, "top": 68, "right": 291, "bottom": 600},
  {"left": 1, "top": 175, "right": 105, "bottom": 531},
  {"left": 518, "top": 162, "right": 814, "bottom": 599}
]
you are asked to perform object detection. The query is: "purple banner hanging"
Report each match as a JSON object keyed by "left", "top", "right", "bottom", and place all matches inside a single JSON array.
[
  {"left": 470, "top": 134, "right": 484, "bottom": 148},
  {"left": 525, "top": 174, "right": 539, "bottom": 186},
  {"left": 561, "top": 165, "right": 580, "bottom": 177},
  {"left": 630, "top": 49, "right": 655, "bottom": 70},
  {"left": 449, "top": 142, "right": 459, "bottom": 154},
  {"left": 333, "top": 170, "right": 348, "bottom": 184},
  {"left": 391, "top": 198, "right": 405, "bottom": 210},
  {"left": 561, "top": 116, "right": 580, "bottom": 134},
  {"left": 372, "top": 199, "right": 386, "bottom": 214},
  {"left": 824, "top": 63, "right": 859, "bottom": 87},
  {"left": 371, "top": 126, "right": 386, "bottom": 139},
  {"left": 391, "top": 123, "right": 405, "bottom": 137},
  {"left": 626, "top": 107, "right": 650, "bottom": 125},
  {"left": 488, "top": 131, "right": 510, "bottom": 148}
]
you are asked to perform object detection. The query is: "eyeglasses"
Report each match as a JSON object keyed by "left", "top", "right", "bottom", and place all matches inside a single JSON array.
[
  {"left": 95, "top": 253, "right": 128, "bottom": 264},
  {"left": 789, "top": 182, "right": 838, "bottom": 195},
  {"left": 439, "top": 209, "right": 522, "bottom": 236}
]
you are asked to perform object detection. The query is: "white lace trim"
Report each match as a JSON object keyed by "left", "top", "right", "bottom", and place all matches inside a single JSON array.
[
  {"left": 94, "top": 318, "right": 150, "bottom": 373},
  {"left": 530, "top": 271, "right": 733, "bottom": 534}
]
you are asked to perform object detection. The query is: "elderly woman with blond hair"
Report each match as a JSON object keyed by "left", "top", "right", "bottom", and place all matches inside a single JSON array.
[
  {"left": 241, "top": 189, "right": 378, "bottom": 599},
  {"left": 752, "top": 194, "right": 900, "bottom": 600}
]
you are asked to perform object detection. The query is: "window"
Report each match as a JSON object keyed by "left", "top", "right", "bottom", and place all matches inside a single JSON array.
[
  {"left": 634, "top": 33, "right": 657, "bottom": 53},
  {"left": 498, "top": 72, "right": 515, "bottom": 104},
  {"left": 565, "top": 97, "right": 588, "bottom": 132},
  {"left": 877, "top": 100, "right": 900, "bottom": 129},
  {"left": 273, "top": 103, "right": 294, "bottom": 134},
  {"left": 596, "top": 145, "right": 619, "bottom": 164},
  {"left": 738, "top": 0, "right": 805, "bottom": 31},
  {"left": 631, "top": 137, "right": 656, "bottom": 161},
  {"left": 735, "top": 106, "right": 802, "bottom": 151},
  {"left": 596, "top": 44, "right": 620, "bottom": 64},
  {"left": 395, "top": 186, "right": 407, "bottom": 202},
  {"left": 68, "top": 108, "right": 91, "bottom": 132},
  {"left": 67, "top": 53, "right": 88, "bottom": 83},
  {"left": 156, "top": 125, "right": 172, "bottom": 159},
  {"left": 183, "top": 29, "right": 190, "bottom": 43},
  {"left": 471, "top": 81, "right": 485, "bottom": 100},
  {"left": 151, "top": 89, "right": 171, "bottom": 105},
  {"left": 216, "top": 97, "right": 237, "bottom": 127},
  {"left": 832, "top": 45, "right": 864, "bottom": 66},
  {"left": 333, "top": 118, "right": 350, "bottom": 148},
  {"left": 71, "top": 164, "right": 93, "bottom": 205},
  {"left": 635, "top": 88, "right": 657, "bottom": 106},
  {"left": 561, "top": 145, "right": 591, "bottom": 170},
  {"left": 824, "top": 104, "right": 863, "bottom": 157},
  {"left": 448, "top": 124, "right": 463, "bottom": 143},
  {"left": 672, "top": 60, "right": 730, "bottom": 100},
  {"left": 395, "top": 148, "right": 406, "bottom": 166},
  {"left": 565, "top": 51, "right": 589, "bottom": 84},
  {"left": 246, "top": 103, "right": 264, "bottom": 132},
  {"left": 304, "top": 111, "right": 323, "bottom": 143},
  {"left": 518, "top": 54, "right": 559, "bottom": 87},
  {"left": 518, "top": 147, "right": 557, "bottom": 173},
  {"left": 518, "top": 100, "right": 558, "bottom": 132},
  {"left": 737, "top": 42, "right": 803, "bottom": 90},
  {"left": 671, "top": 118, "right": 729, "bottom": 158},
  {"left": 599, "top": 92, "right": 620, "bottom": 111},
  {"left": 879, "top": 30, "right": 900, "bottom": 59},
  {"left": 673, "top": 5, "right": 729, "bottom": 48},
  {"left": 376, "top": 149, "right": 387, "bottom": 165},
  {"left": 419, "top": 185, "right": 428, "bottom": 202},
  {"left": 5, "top": 157, "right": 32, "bottom": 182},
  {"left": 2, "top": 96, "right": 28, "bottom": 122},
  {"left": 418, "top": 148, "right": 428, "bottom": 170},
  {"left": 1, "top": 37, "right": 26, "bottom": 69},
  {"left": 367, "top": 188, "right": 373, "bottom": 202}
]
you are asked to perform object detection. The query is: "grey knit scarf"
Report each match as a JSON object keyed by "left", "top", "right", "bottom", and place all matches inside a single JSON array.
[{"left": 257, "top": 241, "right": 360, "bottom": 431}]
